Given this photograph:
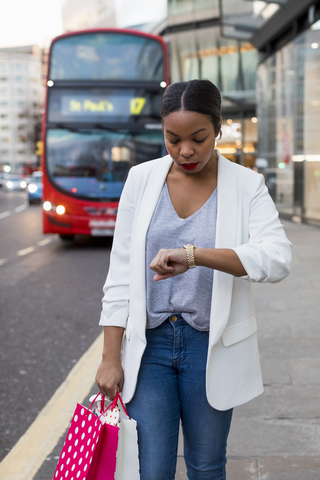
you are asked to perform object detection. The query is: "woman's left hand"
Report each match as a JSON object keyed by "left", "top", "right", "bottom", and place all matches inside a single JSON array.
[{"left": 150, "top": 248, "right": 188, "bottom": 281}]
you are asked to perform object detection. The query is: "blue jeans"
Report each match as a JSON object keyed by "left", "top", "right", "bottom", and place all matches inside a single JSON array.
[{"left": 126, "top": 314, "right": 233, "bottom": 480}]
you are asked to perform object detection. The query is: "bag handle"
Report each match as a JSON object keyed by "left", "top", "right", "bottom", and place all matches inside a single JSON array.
[
  {"left": 87, "top": 392, "right": 105, "bottom": 415},
  {"left": 100, "top": 391, "right": 129, "bottom": 418}
]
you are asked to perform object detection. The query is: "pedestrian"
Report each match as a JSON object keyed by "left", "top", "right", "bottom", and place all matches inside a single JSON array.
[{"left": 96, "top": 79, "right": 292, "bottom": 480}]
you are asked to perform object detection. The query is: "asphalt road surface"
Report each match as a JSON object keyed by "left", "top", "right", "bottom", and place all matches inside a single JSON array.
[{"left": 0, "top": 189, "right": 112, "bottom": 469}]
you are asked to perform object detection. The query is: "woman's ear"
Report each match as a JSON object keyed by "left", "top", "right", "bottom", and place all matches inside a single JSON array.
[{"left": 216, "top": 121, "right": 222, "bottom": 140}]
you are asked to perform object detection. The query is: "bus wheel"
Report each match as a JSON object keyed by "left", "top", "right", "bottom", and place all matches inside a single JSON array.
[{"left": 59, "top": 234, "right": 74, "bottom": 241}]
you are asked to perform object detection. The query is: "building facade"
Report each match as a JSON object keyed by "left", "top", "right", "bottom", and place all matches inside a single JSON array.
[
  {"left": 61, "top": 0, "right": 117, "bottom": 32},
  {"left": 252, "top": 0, "right": 320, "bottom": 223},
  {"left": 0, "top": 46, "right": 44, "bottom": 173},
  {"left": 161, "top": 0, "right": 259, "bottom": 167}
]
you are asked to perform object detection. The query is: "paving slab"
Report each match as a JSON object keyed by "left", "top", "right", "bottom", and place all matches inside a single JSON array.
[
  {"left": 260, "top": 357, "right": 292, "bottom": 385},
  {"left": 259, "top": 456, "right": 320, "bottom": 480},
  {"left": 228, "top": 417, "right": 320, "bottom": 457},
  {"left": 289, "top": 357, "right": 320, "bottom": 385},
  {"left": 176, "top": 456, "right": 259, "bottom": 480}
]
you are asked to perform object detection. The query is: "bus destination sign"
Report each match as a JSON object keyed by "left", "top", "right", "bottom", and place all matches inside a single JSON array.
[{"left": 61, "top": 95, "right": 148, "bottom": 117}]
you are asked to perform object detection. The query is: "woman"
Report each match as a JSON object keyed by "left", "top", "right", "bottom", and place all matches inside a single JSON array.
[{"left": 96, "top": 79, "right": 292, "bottom": 480}]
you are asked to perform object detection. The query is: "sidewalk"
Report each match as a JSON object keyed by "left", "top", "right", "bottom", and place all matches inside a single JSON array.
[{"left": 176, "top": 220, "right": 320, "bottom": 479}]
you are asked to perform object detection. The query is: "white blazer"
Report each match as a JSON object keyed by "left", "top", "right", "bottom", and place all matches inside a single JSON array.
[{"left": 99, "top": 151, "right": 292, "bottom": 411}]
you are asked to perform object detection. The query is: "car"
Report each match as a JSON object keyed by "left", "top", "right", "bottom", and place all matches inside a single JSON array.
[
  {"left": 3, "top": 174, "right": 27, "bottom": 191},
  {"left": 27, "top": 171, "right": 43, "bottom": 204}
]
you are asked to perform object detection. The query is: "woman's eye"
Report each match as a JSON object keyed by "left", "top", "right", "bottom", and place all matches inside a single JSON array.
[
  {"left": 168, "top": 139, "right": 179, "bottom": 145},
  {"left": 194, "top": 138, "right": 206, "bottom": 143}
]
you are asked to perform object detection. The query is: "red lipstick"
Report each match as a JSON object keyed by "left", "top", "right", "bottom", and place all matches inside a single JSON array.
[{"left": 181, "top": 163, "right": 199, "bottom": 170}]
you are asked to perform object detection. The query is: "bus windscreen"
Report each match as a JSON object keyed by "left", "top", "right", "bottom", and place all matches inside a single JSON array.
[
  {"left": 49, "top": 33, "right": 164, "bottom": 82},
  {"left": 46, "top": 129, "right": 165, "bottom": 200}
]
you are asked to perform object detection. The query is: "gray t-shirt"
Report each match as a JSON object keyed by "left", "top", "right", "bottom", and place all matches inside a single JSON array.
[{"left": 146, "top": 182, "right": 217, "bottom": 331}]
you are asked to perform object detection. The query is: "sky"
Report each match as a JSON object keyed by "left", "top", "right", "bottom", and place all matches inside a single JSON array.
[
  {"left": 0, "top": 0, "right": 167, "bottom": 49},
  {"left": 0, "top": 0, "right": 63, "bottom": 49}
]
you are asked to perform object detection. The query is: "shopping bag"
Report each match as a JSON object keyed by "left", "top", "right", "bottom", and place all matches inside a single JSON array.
[
  {"left": 52, "top": 401, "right": 108, "bottom": 480},
  {"left": 91, "top": 392, "right": 140, "bottom": 480},
  {"left": 53, "top": 392, "right": 140, "bottom": 480},
  {"left": 115, "top": 415, "right": 140, "bottom": 480}
]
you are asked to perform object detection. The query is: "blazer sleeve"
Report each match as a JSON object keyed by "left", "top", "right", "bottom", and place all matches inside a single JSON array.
[
  {"left": 99, "top": 168, "right": 135, "bottom": 328},
  {"left": 232, "top": 174, "right": 292, "bottom": 283}
]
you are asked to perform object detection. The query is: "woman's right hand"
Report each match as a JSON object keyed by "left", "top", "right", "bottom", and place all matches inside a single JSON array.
[{"left": 95, "top": 358, "right": 124, "bottom": 401}]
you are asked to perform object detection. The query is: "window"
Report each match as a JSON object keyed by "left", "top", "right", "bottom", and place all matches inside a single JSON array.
[
  {"left": 15, "top": 63, "right": 24, "bottom": 70},
  {"left": 0, "top": 63, "right": 8, "bottom": 70},
  {"left": 0, "top": 101, "right": 8, "bottom": 106},
  {"left": 16, "top": 101, "right": 25, "bottom": 107},
  {"left": 16, "top": 76, "right": 24, "bottom": 82},
  {"left": 0, "top": 149, "right": 9, "bottom": 155},
  {"left": 18, "top": 135, "right": 27, "bottom": 142},
  {"left": 16, "top": 88, "right": 25, "bottom": 95},
  {"left": 0, "top": 77, "right": 8, "bottom": 82},
  {"left": 1, "top": 125, "right": 9, "bottom": 130},
  {"left": 0, "top": 114, "right": 8, "bottom": 119},
  {"left": 50, "top": 33, "right": 164, "bottom": 81},
  {"left": 0, "top": 137, "right": 10, "bottom": 142},
  {"left": 17, "top": 149, "right": 26, "bottom": 155}
]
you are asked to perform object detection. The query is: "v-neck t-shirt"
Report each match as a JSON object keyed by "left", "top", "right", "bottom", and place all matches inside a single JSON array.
[{"left": 146, "top": 182, "right": 217, "bottom": 331}]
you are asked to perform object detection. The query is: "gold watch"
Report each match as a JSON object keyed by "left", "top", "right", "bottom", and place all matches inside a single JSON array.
[{"left": 183, "top": 244, "right": 196, "bottom": 269}]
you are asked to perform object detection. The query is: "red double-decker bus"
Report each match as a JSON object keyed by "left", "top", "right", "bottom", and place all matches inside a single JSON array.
[{"left": 42, "top": 29, "right": 169, "bottom": 239}]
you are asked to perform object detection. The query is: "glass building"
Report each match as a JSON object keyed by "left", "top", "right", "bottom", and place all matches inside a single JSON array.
[
  {"left": 216, "top": 0, "right": 320, "bottom": 224},
  {"left": 257, "top": 17, "right": 320, "bottom": 222},
  {"left": 161, "top": 0, "right": 259, "bottom": 166}
]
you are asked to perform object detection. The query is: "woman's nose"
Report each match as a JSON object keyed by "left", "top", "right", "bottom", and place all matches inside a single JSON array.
[{"left": 180, "top": 143, "right": 194, "bottom": 158}]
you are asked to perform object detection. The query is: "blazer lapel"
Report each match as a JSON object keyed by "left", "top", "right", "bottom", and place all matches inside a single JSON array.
[
  {"left": 135, "top": 155, "right": 173, "bottom": 247},
  {"left": 130, "top": 155, "right": 173, "bottom": 342},
  {"left": 209, "top": 151, "right": 238, "bottom": 348}
]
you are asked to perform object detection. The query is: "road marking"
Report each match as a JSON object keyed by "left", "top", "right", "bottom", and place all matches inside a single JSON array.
[
  {"left": 0, "top": 259, "right": 7, "bottom": 266},
  {"left": 17, "top": 246, "right": 36, "bottom": 256},
  {"left": 14, "top": 203, "right": 28, "bottom": 213},
  {"left": 0, "top": 332, "right": 104, "bottom": 480},
  {"left": 0, "top": 211, "right": 11, "bottom": 219},
  {"left": 38, "top": 238, "right": 53, "bottom": 246}
]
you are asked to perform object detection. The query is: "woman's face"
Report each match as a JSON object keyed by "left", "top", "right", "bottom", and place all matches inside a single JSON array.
[{"left": 163, "top": 110, "right": 217, "bottom": 175}]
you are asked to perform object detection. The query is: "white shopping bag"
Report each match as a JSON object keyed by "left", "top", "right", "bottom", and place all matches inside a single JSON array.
[{"left": 115, "top": 417, "right": 140, "bottom": 480}]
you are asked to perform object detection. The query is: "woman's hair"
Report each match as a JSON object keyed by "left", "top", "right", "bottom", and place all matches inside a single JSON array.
[{"left": 160, "top": 79, "right": 222, "bottom": 138}]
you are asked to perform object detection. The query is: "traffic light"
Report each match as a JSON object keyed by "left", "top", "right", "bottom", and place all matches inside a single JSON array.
[{"left": 35, "top": 141, "right": 43, "bottom": 156}]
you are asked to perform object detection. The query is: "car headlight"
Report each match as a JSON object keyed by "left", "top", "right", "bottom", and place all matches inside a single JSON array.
[
  {"left": 6, "top": 181, "right": 13, "bottom": 189},
  {"left": 28, "top": 184, "right": 38, "bottom": 193},
  {"left": 20, "top": 181, "right": 27, "bottom": 189}
]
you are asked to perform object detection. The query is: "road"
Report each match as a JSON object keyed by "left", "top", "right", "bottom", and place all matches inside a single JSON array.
[{"left": 0, "top": 189, "right": 111, "bottom": 467}]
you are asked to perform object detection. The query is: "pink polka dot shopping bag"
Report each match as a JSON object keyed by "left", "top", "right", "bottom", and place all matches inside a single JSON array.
[{"left": 53, "top": 392, "right": 140, "bottom": 480}]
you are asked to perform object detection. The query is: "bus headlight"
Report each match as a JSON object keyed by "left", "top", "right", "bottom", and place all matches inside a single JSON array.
[
  {"left": 43, "top": 201, "right": 52, "bottom": 211},
  {"left": 56, "top": 205, "right": 66, "bottom": 215},
  {"left": 6, "top": 181, "right": 13, "bottom": 189},
  {"left": 28, "top": 184, "right": 38, "bottom": 193}
]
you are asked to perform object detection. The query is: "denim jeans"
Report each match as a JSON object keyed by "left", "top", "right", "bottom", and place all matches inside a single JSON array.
[{"left": 126, "top": 314, "right": 233, "bottom": 480}]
